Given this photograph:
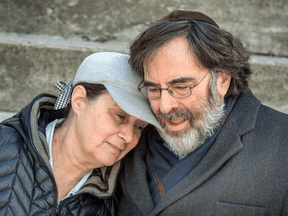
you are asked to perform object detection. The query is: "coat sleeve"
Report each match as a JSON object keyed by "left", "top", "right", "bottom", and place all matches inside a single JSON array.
[{"left": 0, "top": 124, "right": 34, "bottom": 215}]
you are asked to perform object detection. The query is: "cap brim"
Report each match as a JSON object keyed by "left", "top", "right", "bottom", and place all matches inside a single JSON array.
[{"left": 104, "top": 84, "right": 163, "bottom": 131}]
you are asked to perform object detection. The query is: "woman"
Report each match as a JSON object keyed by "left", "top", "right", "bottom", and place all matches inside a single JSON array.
[{"left": 0, "top": 52, "right": 161, "bottom": 215}]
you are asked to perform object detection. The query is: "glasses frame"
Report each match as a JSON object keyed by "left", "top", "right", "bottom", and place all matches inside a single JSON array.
[{"left": 138, "top": 71, "right": 210, "bottom": 99}]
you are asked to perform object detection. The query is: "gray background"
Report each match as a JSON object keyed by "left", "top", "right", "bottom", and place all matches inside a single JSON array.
[{"left": 0, "top": 0, "right": 287, "bottom": 119}]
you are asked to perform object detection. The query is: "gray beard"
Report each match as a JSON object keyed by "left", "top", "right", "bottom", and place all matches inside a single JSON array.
[{"left": 157, "top": 78, "right": 225, "bottom": 156}]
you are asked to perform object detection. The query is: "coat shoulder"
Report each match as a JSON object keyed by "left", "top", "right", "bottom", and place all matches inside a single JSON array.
[{"left": 256, "top": 104, "right": 288, "bottom": 137}]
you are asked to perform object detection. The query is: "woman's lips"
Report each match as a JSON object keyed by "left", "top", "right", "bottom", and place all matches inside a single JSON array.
[{"left": 106, "top": 142, "right": 125, "bottom": 153}]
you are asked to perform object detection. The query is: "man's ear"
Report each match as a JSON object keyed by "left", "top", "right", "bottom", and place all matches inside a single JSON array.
[
  {"left": 71, "top": 85, "right": 87, "bottom": 115},
  {"left": 217, "top": 72, "right": 231, "bottom": 99}
]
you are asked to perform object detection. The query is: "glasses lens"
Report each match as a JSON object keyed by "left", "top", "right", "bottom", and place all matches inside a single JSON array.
[
  {"left": 141, "top": 86, "right": 160, "bottom": 99},
  {"left": 169, "top": 85, "right": 191, "bottom": 98}
]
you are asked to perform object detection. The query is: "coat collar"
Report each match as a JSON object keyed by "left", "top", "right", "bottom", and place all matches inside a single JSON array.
[
  {"left": 229, "top": 88, "right": 261, "bottom": 136},
  {"left": 122, "top": 89, "right": 261, "bottom": 215},
  {"left": 121, "top": 127, "right": 156, "bottom": 214}
]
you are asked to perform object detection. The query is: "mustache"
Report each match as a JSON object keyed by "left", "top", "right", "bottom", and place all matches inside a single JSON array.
[{"left": 156, "top": 107, "right": 193, "bottom": 127}]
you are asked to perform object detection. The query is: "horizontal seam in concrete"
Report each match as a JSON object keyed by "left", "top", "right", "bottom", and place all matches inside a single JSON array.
[
  {"left": 250, "top": 55, "right": 288, "bottom": 67},
  {"left": 1, "top": 33, "right": 288, "bottom": 67},
  {"left": 0, "top": 33, "right": 129, "bottom": 53}
]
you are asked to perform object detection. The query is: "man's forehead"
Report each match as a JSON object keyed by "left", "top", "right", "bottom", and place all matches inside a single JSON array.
[
  {"left": 143, "top": 37, "right": 192, "bottom": 68},
  {"left": 142, "top": 36, "right": 206, "bottom": 85},
  {"left": 143, "top": 57, "right": 201, "bottom": 84}
]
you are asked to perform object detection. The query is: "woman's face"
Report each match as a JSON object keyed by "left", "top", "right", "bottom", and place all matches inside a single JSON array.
[{"left": 74, "top": 93, "right": 148, "bottom": 167}]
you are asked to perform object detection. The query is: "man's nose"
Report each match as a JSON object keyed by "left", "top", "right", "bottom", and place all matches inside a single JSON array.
[{"left": 159, "top": 89, "right": 178, "bottom": 114}]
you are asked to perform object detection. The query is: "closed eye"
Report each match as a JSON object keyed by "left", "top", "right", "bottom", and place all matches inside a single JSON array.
[
  {"left": 116, "top": 114, "right": 126, "bottom": 120},
  {"left": 147, "top": 87, "right": 159, "bottom": 92},
  {"left": 135, "top": 124, "right": 145, "bottom": 132},
  {"left": 173, "top": 85, "right": 189, "bottom": 90}
]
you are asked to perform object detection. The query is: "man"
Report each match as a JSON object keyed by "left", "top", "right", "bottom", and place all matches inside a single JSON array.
[{"left": 118, "top": 10, "right": 288, "bottom": 215}]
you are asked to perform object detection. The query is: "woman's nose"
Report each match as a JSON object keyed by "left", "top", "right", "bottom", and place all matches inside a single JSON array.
[{"left": 118, "top": 124, "right": 134, "bottom": 143}]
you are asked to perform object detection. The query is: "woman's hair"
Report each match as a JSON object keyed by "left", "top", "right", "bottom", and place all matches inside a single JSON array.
[
  {"left": 130, "top": 20, "right": 252, "bottom": 98},
  {"left": 77, "top": 82, "right": 108, "bottom": 101},
  {"left": 60, "top": 82, "right": 108, "bottom": 118}
]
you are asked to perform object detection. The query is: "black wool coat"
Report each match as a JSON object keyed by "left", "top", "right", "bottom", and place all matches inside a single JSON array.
[
  {"left": 0, "top": 94, "right": 120, "bottom": 216},
  {"left": 118, "top": 89, "right": 288, "bottom": 216}
]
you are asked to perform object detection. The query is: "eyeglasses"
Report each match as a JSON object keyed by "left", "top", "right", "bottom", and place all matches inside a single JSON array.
[{"left": 138, "top": 71, "right": 209, "bottom": 99}]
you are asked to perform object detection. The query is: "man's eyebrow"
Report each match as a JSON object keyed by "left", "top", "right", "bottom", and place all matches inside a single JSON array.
[
  {"left": 143, "top": 80, "right": 159, "bottom": 86},
  {"left": 168, "top": 77, "right": 195, "bottom": 85},
  {"left": 143, "top": 77, "right": 195, "bottom": 86}
]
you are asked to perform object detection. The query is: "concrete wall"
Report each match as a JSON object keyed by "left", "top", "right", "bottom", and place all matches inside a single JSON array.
[
  {"left": 249, "top": 56, "right": 288, "bottom": 113},
  {"left": 0, "top": 34, "right": 287, "bottom": 114},
  {"left": 0, "top": 34, "right": 128, "bottom": 112},
  {"left": 1, "top": 0, "right": 288, "bottom": 56},
  {"left": 0, "top": 0, "right": 287, "bottom": 115}
]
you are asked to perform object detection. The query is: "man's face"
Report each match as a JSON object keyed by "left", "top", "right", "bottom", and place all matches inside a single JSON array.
[{"left": 143, "top": 36, "right": 230, "bottom": 155}]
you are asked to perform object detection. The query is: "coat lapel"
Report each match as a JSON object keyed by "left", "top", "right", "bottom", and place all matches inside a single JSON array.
[
  {"left": 122, "top": 132, "right": 155, "bottom": 215},
  {"left": 152, "top": 89, "right": 261, "bottom": 215}
]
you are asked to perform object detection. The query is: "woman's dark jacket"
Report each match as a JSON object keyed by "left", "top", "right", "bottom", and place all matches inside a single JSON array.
[{"left": 0, "top": 94, "right": 121, "bottom": 216}]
